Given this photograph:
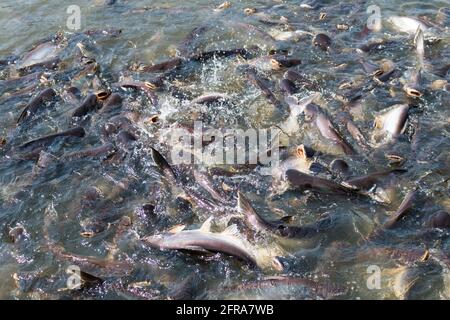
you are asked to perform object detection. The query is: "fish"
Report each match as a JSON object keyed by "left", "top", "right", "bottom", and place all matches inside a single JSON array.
[
  {"left": 61, "top": 143, "right": 116, "bottom": 161},
  {"left": 17, "top": 41, "right": 62, "bottom": 69},
  {"left": 99, "top": 93, "right": 123, "bottom": 114},
  {"left": 312, "top": 33, "right": 331, "bottom": 51},
  {"left": 17, "top": 88, "right": 57, "bottom": 124},
  {"left": 193, "top": 171, "right": 228, "bottom": 204},
  {"left": 374, "top": 104, "right": 409, "bottom": 138},
  {"left": 336, "top": 112, "right": 369, "bottom": 150},
  {"left": 244, "top": 67, "right": 282, "bottom": 108},
  {"left": 384, "top": 190, "right": 417, "bottom": 229},
  {"left": 140, "top": 58, "right": 183, "bottom": 73},
  {"left": 360, "top": 60, "right": 383, "bottom": 77},
  {"left": 283, "top": 70, "right": 318, "bottom": 91},
  {"left": 414, "top": 27, "right": 425, "bottom": 69},
  {"left": 403, "top": 69, "right": 423, "bottom": 98},
  {"left": 238, "top": 191, "right": 320, "bottom": 239},
  {"left": 426, "top": 210, "right": 450, "bottom": 228},
  {"left": 191, "top": 93, "right": 229, "bottom": 105},
  {"left": 392, "top": 261, "right": 443, "bottom": 300},
  {"left": 279, "top": 78, "right": 298, "bottom": 95},
  {"left": 72, "top": 94, "right": 100, "bottom": 118},
  {"left": 222, "top": 276, "right": 347, "bottom": 299},
  {"left": 303, "top": 103, "right": 355, "bottom": 155},
  {"left": 142, "top": 217, "right": 258, "bottom": 267},
  {"left": 177, "top": 25, "right": 211, "bottom": 57},
  {"left": 330, "top": 159, "right": 350, "bottom": 178},
  {"left": 386, "top": 16, "right": 429, "bottom": 35},
  {"left": 342, "top": 169, "right": 407, "bottom": 190},
  {"left": 16, "top": 127, "right": 86, "bottom": 153},
  {"left": 285, "top": 169, "right": 353, "bottom": 194},
  {"left": 150, "top": 147, "right": 177, "bottom": 183},
  {"left": 282, "top": 93, "right": 320, "bottom": 135}
]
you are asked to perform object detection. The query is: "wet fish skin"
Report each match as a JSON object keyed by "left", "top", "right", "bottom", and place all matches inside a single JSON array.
[
  {"left": 285, "top": 169, "right": 353, "bottom": 194},
  {"left": 17, "top": 88, "right": 57, "bottom": 124},
  {"left": 238, "top": 191, "right": 318, "bottom": 239},
  {"left": 403, "top": 69, "right": 423, "bottom": 98},
  {"left": 279, "top": 78, "right": 298, "bottom": 95},
  {"left": 141, "top": 57, "right": 183, "bottom": 73},
  {"left": 384, "top": 190, "right": 417, "bottom": 229},
  {"left": 143, "top": 222, "right": 257, "bottom": 267},
  {"left": 426, "top": 210, "right": 450, "bottom": 228},
  {"left": 304, "top": 103, "right": 355, "bottom": 155},
  {"left": 177, "top": 25, "right": 211, "bottom": 57},
  {"left": 99, "top": 93, "right": 123, "bottom": 114},
  {"left": 17, "top": 127, "right": 86, "bottom": 152},
  {"left": 150, "top": 147, "right": 177, "bottom": 182},
  {"left": 313, "top": 33, "right": 331, "bottom": 51},
  {"left": 244, "top": 67, "right": 282, "bottom": 108},
  {"left": 61, "top": 143, "right": 116, "bottom": 161},
  {"left": 72, "top": 94, "right": 100, "bottom": 118},
  {"left": 374, "top": 104, "right": 409, "bottom": 137},
  {"left": 342, "top": 169, "right": 407, "bottom": 190}
]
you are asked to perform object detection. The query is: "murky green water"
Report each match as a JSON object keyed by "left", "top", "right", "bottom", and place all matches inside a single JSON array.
[{"left": 0, "top": 0, "right": 449, "bottom": 299}]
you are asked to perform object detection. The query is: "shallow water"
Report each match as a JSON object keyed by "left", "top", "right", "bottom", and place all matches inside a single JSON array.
[{"left": 0, "top": 0, "right": 449, "bottom": 299}]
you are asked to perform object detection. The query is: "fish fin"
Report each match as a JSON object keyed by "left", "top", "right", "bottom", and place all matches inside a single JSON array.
[
  {"left": 221, "top": 224, "right": 240, "bottom": 238},
  {"left": 414, "top": 26, "right": 424, "bottom": 68},
  {"left": 168, "top": 224, "right": 186, "bottom": 234},
  {"left": 237, "top": 191, "right": 256, "bottom": 217},
  {"left": 199, "top": 216, "right": 213, "bottom": 233}
]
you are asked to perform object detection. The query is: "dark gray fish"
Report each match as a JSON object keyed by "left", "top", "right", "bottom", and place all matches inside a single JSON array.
[
  {"left": 403, "top": 69, "right": 423, "bottom": 98},
  {"left": 238, "top": 191, "right": 319, "bottom": 239},
  {"left": 271, "top": 57, "right": 301, "bottom": 69},
  {"left": 304, "top": 104, "right": 355, "bottom": 155},
  {"left": 99, "top": 93, "right": 123, "bottom": 114},
  {"left": 72, "top": 94, "right": 99, "bottom": 118},
  {"left": 194, "top": 171, "right": 228, "bottom": 204},
  {"left": 384, "top": 190, "right": 417, "bottom": 229},
  {"left": 360, "top": 60, "right": 383, "bottom": 77},
  {"left": 191, "top": 48, "right": 255, "bottom": 62},
  {"left": 150, "top": 147, "right": 177, "bottom": 182},
  {"left": 17, "top": 127, "right": 86, "bottom": 152},
  {"left": 141, "top": 57, "right": 183, "bottom": 73},
  {"left": 177, "top": 25, "right": 211, "bottom": 57},
  {"left": 244, "top": 67, "right": 282, "bottom": 108},
  {"left": 375, "top": 68, "right": 398, "bottom": 83},
  {"left": 285, "top": 169, "right": 353, "bottom": 194},
  {"left": 313, "top": 33, "right": 331, "bottom": 51},
  {"left": 342, "top": 169, "right": 407, "bottom": 190},
  {"left": 283, "top": 70, "right": 318, "bottom": 90},
  {"left": 336, "top": 112, "right": 369, "bottom": 150},
  {"left": 61, "top": 143, "right": 116, "bottom": 161},
  {"left": 17, "top": 88, "right": 57, "bottom": 124},
  {"left": 279, "top": 78, "right": 298, "bottom": 95},
  {"left": 426, "top": 210, "right": 450, "bottom": 228},
  {"left": 223, "top": 276, "right": 347, "bottom": 299}
]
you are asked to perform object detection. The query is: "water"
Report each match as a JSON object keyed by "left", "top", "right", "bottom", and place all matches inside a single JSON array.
[{"left": 0, "top": 0, "right": 449, "bottom": 299}]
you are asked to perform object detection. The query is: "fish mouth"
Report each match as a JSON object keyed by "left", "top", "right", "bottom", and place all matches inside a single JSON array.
[
  {"left": 96, "top": 90, "right": 111, "bottom": 101},
  {"left": 404, "top": 87, "right": 422, "bottom": 97},
  {"left": 144, "top": 81, "right": 157, "bottom": 91}
]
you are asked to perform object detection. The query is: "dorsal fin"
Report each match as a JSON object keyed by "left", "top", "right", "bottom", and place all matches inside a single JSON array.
[
  {"left": 199, "top": 216, "right": 213, "bottom": 233},
  {"left": 168, "top": 224, "right": 186, "bottom": 234},
  {"left": 221, "top": 224, "right": 240, "bottom": 237}
]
